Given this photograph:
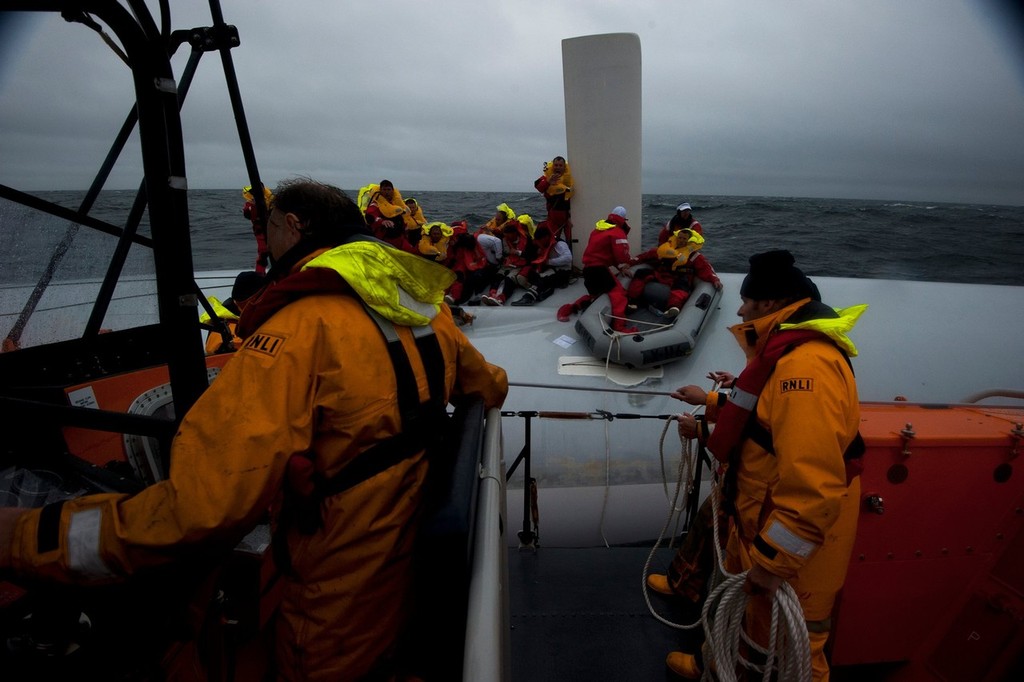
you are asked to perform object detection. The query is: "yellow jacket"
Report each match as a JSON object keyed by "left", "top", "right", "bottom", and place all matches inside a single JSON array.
[
  {"left": 7, "top": 240, "right": 509, "bottom": 680},
  {"left": 418, "top": 222, "right": 453, "bottom": 261},
  {"left": 542, "top": 160, "right": 574, "bottom": 200},
  {"left": 199, "top": 295, "right": 243, "bottom": 353},
  {"left": 371, "top": 185, "right": 419, "bottom": 230},
  {"left": 406, "top": 199, "right": 427, "bottom": 226},
  {"left": 727, "top": 299, "right": 864, "bottom": 594}
]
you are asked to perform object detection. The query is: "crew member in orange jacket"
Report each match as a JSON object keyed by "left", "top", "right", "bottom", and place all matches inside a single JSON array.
[
  {"left": 670, "top": 250, "right": 864, "bottom": 681},
  {"left": 0, "top": 178, "right": 509, "bottom": 681}
]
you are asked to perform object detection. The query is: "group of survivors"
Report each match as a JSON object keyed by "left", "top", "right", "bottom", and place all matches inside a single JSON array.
[{"left": 360, "top": 174, "right": 722, "bottom": 336}]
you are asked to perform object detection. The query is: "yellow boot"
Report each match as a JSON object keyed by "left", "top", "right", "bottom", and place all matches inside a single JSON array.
[
  {"left": 665, "top": 651, "right": 701, "bottom": 680},
  {"left": 646, "top": 573, "right": 674, "bottom": 596}
]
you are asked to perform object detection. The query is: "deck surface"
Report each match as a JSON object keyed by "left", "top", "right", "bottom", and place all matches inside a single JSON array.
[
  {"left": 506, "top": 545, "right": 938, "bottom": 681},
  {"left": 509, "top": 546, "right": 702, "bottom": 681}
]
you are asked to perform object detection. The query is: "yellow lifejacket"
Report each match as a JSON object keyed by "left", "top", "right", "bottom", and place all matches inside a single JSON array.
[
  {"left": 418, "top": 222, "right": 453, "bottom": 261},
  {"left": 374, "top": 184, "right": 409, "bottom": 219},
  {"left": 198, "top": 296, "right": 239, "bottom": 325},
  {"left": 356, "top": 184, "right": 379, "bottom": 216},
  {"left": 406, "top": 199, "right": 427, "bottom": 226},
  {"left": 517, "top": 214, "right": 537, "bottom": 238},
  {"left": 242, "top": 184, "right": 274, "bottom": 206},
  {"left": 543, "top": 160, "right": 574, "bottom": 200},
  {"left": 657, "top": 229, "right": 705, "bottom": 269}
]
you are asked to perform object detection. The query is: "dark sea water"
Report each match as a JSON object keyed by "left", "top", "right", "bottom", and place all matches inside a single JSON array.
[{"left": 4, "top": 190, "right": 1024, "bottom": 287}]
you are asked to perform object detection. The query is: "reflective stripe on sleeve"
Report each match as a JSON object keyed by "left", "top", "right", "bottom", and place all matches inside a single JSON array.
[
  {"left": 67, "top": 508, "right": 116, "bottom": 579},
  {"left": 728, "top": 386, "right": 757, "bottom": 411},
  {"left": 764, "top": 520, "right": 817, "bottom": 559}
]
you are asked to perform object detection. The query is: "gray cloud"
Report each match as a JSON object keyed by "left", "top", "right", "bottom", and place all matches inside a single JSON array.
[{"left": 1, "top": 0, "right": 1022, "bottom": 205}]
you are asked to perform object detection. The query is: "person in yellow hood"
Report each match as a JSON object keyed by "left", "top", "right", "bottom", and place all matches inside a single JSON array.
[
  {"left": 417, "top": 221, "right": 453, "bottom": 261},
  {"left": 479, "top": 202, "right": 516, "bottom": 236},
  {"left": 372, "top": 178, "right": 418, "bottom": 231},
  {"left": 666, "top": 250, "right": 865, "bottom": 681},
  {"left": 404, "top": 197, "right": 427, "bottom": 227},
  {"left": 0, "top": 178, "right": 509, "bottom": 681}
]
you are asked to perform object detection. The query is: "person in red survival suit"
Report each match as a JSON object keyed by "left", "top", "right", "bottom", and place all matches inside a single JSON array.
[
  {"left": 444, "top": 227, "right": 492, "bottom": 305},
  {"left": 626, "top": 228, "right": 722, "bottom": 318},
  {"left": 510, "top": 223, "right": 573, "bottom": 306},
  {"left": 557, "top": 206, "right": 636, "bottom": 333},
  {"left": 533, "top": 156, "right": 574, "bottom": 249},
  {"left": 480, "top": 216, "right": 532, "bottom": 306}
]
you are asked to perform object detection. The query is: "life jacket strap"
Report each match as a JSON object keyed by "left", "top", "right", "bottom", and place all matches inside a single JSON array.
[
  {"left": 274, "top": 306, "right": 447, "bottom": 573},
  {"left": 315, "top": 308, "right": 447, "bottom": 501}
]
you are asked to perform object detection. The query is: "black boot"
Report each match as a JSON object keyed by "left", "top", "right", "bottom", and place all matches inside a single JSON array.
[{"left": 511, "top": 288, "right": 538, "bottom": 306}]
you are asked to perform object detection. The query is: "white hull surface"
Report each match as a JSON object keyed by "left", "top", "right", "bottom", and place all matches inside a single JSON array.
[
  {"left": 481, "top": 275, "right": 1024, "bottom": 546},
  {"left": 14, "top": 268, "right": 1017, "bottom": 548}
]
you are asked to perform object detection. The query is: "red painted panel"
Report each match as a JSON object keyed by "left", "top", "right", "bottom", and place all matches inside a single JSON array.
[{"left": 831, "top": 403, "right": 1024, "bottom": 671}]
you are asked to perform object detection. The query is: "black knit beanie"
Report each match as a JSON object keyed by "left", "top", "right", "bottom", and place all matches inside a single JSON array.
[{"left": 740, "top": 250, "right": 816, "bottom": 301}]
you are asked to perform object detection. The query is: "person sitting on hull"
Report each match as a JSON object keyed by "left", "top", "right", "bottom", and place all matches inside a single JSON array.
[
  {"left": 373, "top": 179, "right": 417, "bottom": 229},
  {"left": 0, "top": 177, "right": 509, "bottom": 682},
  {"left": 443, "top": 229, "right": 492, "bottom": 306},
  {"left": 478, "top": 202, "right": 516, "bottom": 236},
  {"left": 627, "top": 228, "right": 722, "bottom": 318},
  {"left": 417, "top": 221, "right": 453, "bottom": 262},
  {"left": 367, "top": 206, "right": 418, "bottom": 255},
  {"left": 557, "top": 206, "right": 636, "bottom": 333},
  {"left": 510, "top": 223, "right": 572, "bottom": 306},
  {"left": 481, "top": 215, "right": 532, "bottom": 306}
]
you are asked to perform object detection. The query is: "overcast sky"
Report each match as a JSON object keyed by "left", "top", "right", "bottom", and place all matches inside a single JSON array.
[{"left": 1, "top": 0, "right": 1023, "bottom": 205}]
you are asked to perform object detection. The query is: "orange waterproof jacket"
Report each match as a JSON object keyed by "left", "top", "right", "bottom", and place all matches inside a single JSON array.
[
  {"left": 725, "top": 299, "right": 862, "bottom": 596},
  {"left": 7, "top": 241, "right": 509, "bottom": 680}
]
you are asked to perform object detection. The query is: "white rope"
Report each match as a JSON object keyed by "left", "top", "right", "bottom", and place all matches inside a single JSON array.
[
  {"left": 702, "top": 480, "right": 813, "bottom": 682},
  {"left": 605, "top": 311, "right": 675, "bottom": 336},
  {"left": 641, "top": 416, "right": 702, "bottom": 630}
]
